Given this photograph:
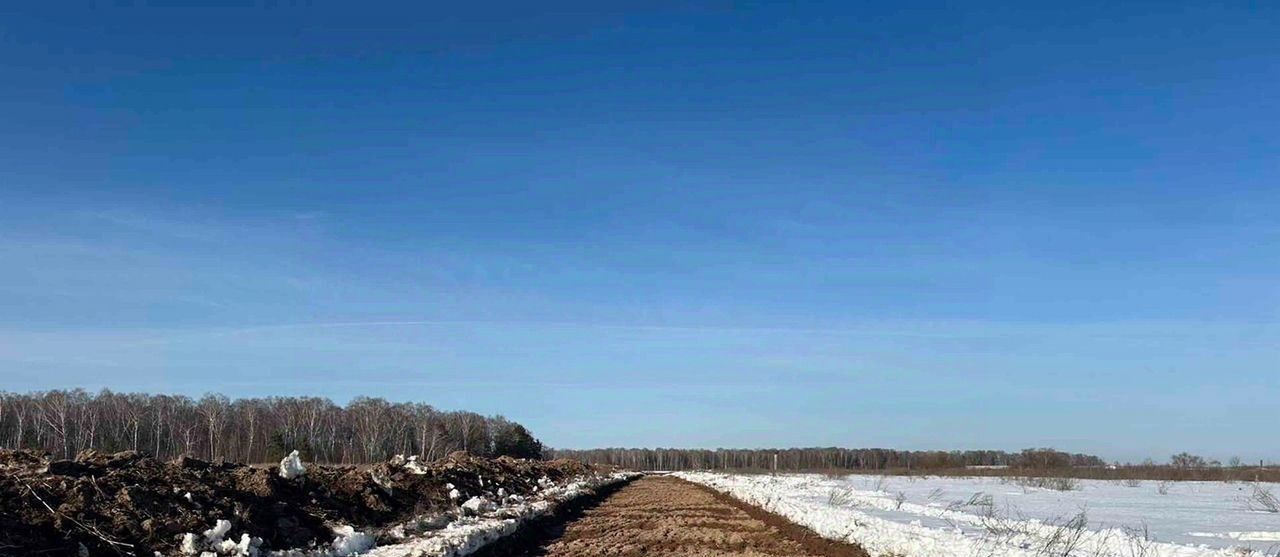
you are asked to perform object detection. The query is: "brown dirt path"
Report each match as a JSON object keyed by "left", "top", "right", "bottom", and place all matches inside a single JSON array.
[{"left": 481, "top": 475, "right": 869, "bottom": 557}]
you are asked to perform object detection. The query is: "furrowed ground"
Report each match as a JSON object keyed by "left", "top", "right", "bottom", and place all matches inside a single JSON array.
[{"left": 481, "top": 475, "right": 869, "bottom": 557}]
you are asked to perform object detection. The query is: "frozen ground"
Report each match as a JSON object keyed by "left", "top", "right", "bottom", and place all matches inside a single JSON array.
[{"left": 676, "top": 472, "right": 1280, "bottom": 557}]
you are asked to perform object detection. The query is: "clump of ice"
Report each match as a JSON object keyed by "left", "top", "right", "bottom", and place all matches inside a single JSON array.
[
  {"left": 178, "top": 519, "right": 263, "bottom": 556},
  {"left": 180, "top": 533, "right": 199, "bottom": 554},
  {"left": 279, "top": 450, "right": 307, "bottom": 480},
  {"left": 461, "top": 496, "right": 495, "bottom": 515},
  {"left": 328, "top": 526, "right": 375, "bottom": 555},
  {"left": 405, "top": 456, "right": 429, "bottom": 475},
  {"left": 370, "top": 470, "right": 393, "bottom": 494},
  {"left": 205, "top": 519, "right": 233, "bottom": 543},
  {"left": 219, "top": 534, "right": 258, "bottom": 556},
  {"left": 389, "top": 454, "right": 430, "bottom": 475}
]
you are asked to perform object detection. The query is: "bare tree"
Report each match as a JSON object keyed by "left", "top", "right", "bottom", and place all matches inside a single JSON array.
[
  {"left": 36, "top": 390, "right": 73, "bottom": 458},
  {"left": 0, "top": 390, "right": 538, "bottom": 465},
  {"left": 197, "top": 394, "right": 230, "bottom": 460},
  {"left": 1170, "top": 453, "right": 1207, "bottom": 469}
]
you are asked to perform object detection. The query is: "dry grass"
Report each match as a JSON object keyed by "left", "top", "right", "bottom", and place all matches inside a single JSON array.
[
  {"left": 1016, "top": 476, "right": 1081, "bottom": 491},
  {"left": 1249, "top": 483, "right": 1280, "bottom": 513}
]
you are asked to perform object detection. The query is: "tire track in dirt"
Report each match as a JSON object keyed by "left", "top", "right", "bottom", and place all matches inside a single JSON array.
[{"left": 478, "top": 475, "right": 869, "bottom": 557}]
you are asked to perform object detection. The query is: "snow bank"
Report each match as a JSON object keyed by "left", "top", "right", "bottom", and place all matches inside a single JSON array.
[
  {"left": 279, "top": 450, "right": 307, "bottom": 480},
  {"left": 175, "top": 471, "right": 637, "bottom": 557},
  {"left": 676, "top": 472, "right": 1268, "bottom": 557},
  {"left": 363, "top": 471, "right": 637, "bottom": 557}
]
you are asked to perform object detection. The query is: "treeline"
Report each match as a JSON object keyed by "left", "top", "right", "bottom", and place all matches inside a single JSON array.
[
  {"left": 0, "top": 389, "right": 543, "bottom": 464},
  {"left": 545, "top": 447, "right": 1106, "bottom": 471}
]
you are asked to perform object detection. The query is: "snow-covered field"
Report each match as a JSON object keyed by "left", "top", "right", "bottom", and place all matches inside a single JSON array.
[{"left": 677, "top": 472, "right": 1280, "bottom": 557}]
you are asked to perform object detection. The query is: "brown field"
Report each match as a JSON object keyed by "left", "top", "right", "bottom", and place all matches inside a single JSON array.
[{"left": 480, "top": 475, "right": 868, "bottom": 557}]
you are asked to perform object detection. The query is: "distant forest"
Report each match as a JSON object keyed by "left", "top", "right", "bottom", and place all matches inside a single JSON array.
[
  {"left": 0, "top": 390, "right": 543, "bottom": 464},
  {"left": 545, "top": 447, "right": 1107, "bottom": 472}
]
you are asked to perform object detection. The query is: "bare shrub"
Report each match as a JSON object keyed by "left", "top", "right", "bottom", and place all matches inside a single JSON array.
[
  {"left": 978, "top": 505, "right": 1032, "bottom": 540},
  {"left": 1156, "top": 481, "right": 1170, "bottom": 495},
  {"left": 1248, "top": 483, "right": 1280, "bottom": 513},
  {"left": 1122, "top": 524, "right": 1155, "bottom": 557},
  {"left": 1122, "top": 478, "right": 1142, "bottom": 488},
  {"left": 967, "top": 491, "right": 995, "bottom": 507},
  {"left": 895, "top": 491, "right": 907, "bottom": 509},
  {"left": 827, "top": 487, "right": 854, "bottom": 507},
  {"left": 1018, "top": 476, "right": 1081, "bottom": 491},
  {"left": 927, "top": 487, "right": 944, "bottom": 502},
  {"left": 974, "top": 502, "right": 1094, "bottom": 557},
  {"left": 1036, "top": 511, "right": 1089, "bottom": 557},
  {"left": 872, "top": 474, "right": 889, "bottom": 493},
  {"left": 1053, "top": 477, "right": 1082, "bottom": 491}
]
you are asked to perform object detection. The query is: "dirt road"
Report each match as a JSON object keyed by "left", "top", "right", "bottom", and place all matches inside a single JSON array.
[{"left": 483, "top": 475, "right": 868, "bottom": 557}]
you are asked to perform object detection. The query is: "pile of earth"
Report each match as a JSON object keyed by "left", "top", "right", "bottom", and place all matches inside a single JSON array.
[{"left": 0, "top": 448, "right": 598, "bottom": 557}]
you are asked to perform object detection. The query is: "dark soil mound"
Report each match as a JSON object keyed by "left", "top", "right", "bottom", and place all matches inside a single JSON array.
[{"left": 0, "top": 449, "right": 598, "bottom": 557}]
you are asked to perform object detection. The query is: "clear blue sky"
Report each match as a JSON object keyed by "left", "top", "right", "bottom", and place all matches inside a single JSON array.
[{"left": 1, "top": 2, "right": 1277, "bottom": 463}]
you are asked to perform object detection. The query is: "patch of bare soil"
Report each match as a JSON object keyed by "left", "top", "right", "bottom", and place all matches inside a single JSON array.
[
  {"left": 478, "top": 475, "right": 869, "bottom": 557},
  {"left": 0, "top": 449, "right": 596, "bottom": 557}
]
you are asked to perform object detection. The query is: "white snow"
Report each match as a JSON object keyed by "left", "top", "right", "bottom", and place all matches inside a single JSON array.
[
  {"left": 326, "top": 526, "right": 376, "bottom": 555},
  {"left": 1189, "top": 531, "right": 1280, "bottom": 542},
  {"left": 175, "top": 520, "right": 262, "bottom": 557},
  {"left": 204, "top": 520, "right": 233, "bottom": 544},
  {"left": 279, "top": 451, "right": 307, "bottom": 480},
  {"left": 181, "top": 533, "right": 200, "bottom": 555},
  {"left": 391, "top": 454, "right": 431, "bottom": 475},
  {"left": 676, "top": 472, "right": 1280, "bottom": 557}
]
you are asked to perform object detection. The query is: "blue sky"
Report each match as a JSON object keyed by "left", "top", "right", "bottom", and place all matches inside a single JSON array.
[{"left": 1, "top": 2, "right": 1277, "bottom": 462}]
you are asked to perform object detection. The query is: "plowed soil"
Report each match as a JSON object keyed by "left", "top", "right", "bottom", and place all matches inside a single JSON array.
[
  {"left": 485, "top": 475, "right": 869, "bottom": 557},
  {"left": 0, "top": 449, "right": 597, "bottom": 557}
]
